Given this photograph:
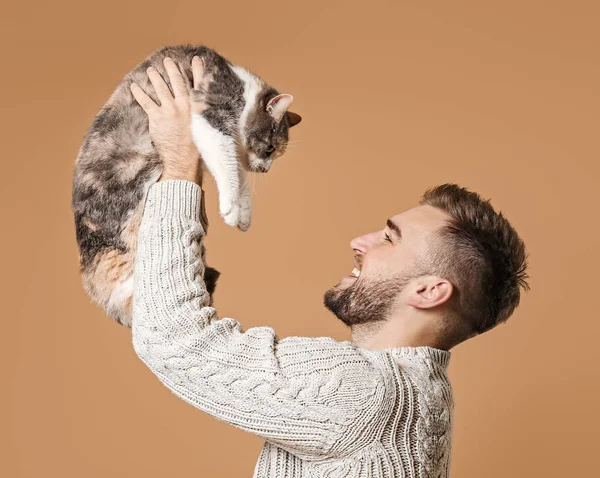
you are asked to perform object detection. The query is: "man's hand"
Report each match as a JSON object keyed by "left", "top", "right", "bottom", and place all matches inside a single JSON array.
[{"left": 130, "top": 56, "right": 205, "bottom": 185}]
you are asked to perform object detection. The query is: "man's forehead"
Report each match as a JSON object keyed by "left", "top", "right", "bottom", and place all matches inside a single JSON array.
[{"left": 390, "top": 205, "right": 451, "bottom": 236}]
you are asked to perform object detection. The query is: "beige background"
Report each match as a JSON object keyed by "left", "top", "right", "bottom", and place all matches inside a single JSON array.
[{"left": 2, "top": 0, "right": 599, "bottom": 476}]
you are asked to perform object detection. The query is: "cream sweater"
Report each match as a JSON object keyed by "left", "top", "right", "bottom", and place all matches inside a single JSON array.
[{"left": 132, "top": 180, "right": 454, "bottom": 477}]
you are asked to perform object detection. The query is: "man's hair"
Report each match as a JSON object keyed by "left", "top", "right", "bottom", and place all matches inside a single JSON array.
[{"left": 419, "top": 183, "right": 530, "bottom": 338}]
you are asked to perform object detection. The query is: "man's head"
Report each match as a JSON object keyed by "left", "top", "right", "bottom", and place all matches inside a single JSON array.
[{"left": 324, "top": 183, "right": 530, "bottom": 348}]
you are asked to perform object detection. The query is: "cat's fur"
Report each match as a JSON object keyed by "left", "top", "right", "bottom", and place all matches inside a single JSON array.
[{"left": 72, "top": 45, "right": 301, "bottom": 326}]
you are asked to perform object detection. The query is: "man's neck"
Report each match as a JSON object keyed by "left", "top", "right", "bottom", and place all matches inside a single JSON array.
[{"left": 350, "top": 316, "right": 451, "bottom": 351}]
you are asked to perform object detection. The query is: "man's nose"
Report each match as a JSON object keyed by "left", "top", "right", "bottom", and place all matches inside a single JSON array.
[{"left": 350, "top": 232, "right": 377, "bottom": 254}]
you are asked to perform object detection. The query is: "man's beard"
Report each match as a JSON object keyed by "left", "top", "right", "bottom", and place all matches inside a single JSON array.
[{"left": 323, "top": 273, "right": 414, "bottom": 327}]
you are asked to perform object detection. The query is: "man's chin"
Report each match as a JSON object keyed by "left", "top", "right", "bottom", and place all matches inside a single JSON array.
[
  {"left": 323, "top": 280, "right": 362, "bottom": 327},
  {"left": 323, "top": 274, "right": 409, "bottom": 327},
  {"left": 323, "top": 287, "right": 348, "bottom": 325}
]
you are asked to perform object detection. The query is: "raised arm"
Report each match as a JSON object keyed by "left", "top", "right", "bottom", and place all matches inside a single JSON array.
[
  {"left": 129, "top": 58, "right": 386, "bottom": 460},
  {"left": 132, "top": 180, "right": 385, "bottom": 459}
]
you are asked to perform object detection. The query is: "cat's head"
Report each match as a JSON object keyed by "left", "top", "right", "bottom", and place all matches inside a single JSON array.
[{"left": 242, "top": 92, "right": 302, "bottom": 173}]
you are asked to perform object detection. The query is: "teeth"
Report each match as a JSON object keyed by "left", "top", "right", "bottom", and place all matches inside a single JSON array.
[{"left": 351, "top": 267, "right": 361, "bottom": 278}]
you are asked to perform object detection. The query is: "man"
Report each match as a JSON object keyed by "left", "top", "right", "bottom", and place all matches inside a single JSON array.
[{"left": 130, "top": 57, "right": 530, "bottom": 478}]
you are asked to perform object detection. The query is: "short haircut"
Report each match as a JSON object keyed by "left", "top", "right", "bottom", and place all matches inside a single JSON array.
[{"left": 419, "top": 183, "right": 530, "bottom": 337}]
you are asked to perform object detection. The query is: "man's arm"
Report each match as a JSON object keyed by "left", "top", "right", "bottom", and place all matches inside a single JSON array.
[
  {"left": 129, "top": 58, "right": 386, "bottom": 460},
  {"left": 132, "top": 179, "right": 385, "bottom": 459}
]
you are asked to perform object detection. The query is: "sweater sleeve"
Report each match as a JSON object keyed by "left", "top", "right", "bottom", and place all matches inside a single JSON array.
[{"left": 131, "top": 180, "right": 386, "bottom": 461}]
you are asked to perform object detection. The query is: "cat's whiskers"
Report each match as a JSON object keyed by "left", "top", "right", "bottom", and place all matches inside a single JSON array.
[{"left": 249, "top": 173, "right": 258, "bottom": 195}]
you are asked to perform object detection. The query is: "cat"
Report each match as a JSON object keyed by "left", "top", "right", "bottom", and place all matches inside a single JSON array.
[{"left": 72, "top": 44, "right": 302, "bottom": 327}]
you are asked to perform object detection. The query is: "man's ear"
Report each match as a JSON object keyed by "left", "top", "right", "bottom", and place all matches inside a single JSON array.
[
  {"left": 286, "top": 111, "right": 302, "bottom": 127},
  {"left": 405, "top": 277, "right": 453, "bottom": 309}
]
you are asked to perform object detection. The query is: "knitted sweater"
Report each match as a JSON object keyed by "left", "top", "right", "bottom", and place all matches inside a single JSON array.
[{"left": 132, "top": 180, "right": 454, "bottom": 478}]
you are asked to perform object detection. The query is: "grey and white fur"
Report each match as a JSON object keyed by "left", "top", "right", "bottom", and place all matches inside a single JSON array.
[{"left": 71, "top": 44, "right": 301, "bottom": 326}]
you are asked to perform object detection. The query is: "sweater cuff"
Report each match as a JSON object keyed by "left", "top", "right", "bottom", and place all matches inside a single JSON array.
[{"left": 143, "top": 180, "right": 204, "bottom": 222}]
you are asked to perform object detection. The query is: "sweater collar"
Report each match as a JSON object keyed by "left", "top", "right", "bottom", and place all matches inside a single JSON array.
[{"left": 385, "top": 346, "right": 451, "bottom": 369}]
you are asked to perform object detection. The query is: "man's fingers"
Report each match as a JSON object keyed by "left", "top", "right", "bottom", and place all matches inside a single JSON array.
[
  {"left": 163, "top": 57, "right": 187, "bottom": 98},
  {"left": 147, "top": 66, "right": 173, "bottom": 104},
  {"left": 192, "top": 56, "right": 205, "bottom": 90},
  {"left": 130, "top": 83, "right": 157, "bottom": 113}
]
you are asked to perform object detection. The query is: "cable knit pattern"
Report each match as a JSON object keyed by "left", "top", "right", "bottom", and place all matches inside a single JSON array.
[{"left": 132, "top": 180, "right": 454, "bottom": 477}]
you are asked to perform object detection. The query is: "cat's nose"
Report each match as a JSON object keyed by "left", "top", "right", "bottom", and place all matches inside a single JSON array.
[{"left": 262, "top": 159, "right": 273, "bottom": 173}]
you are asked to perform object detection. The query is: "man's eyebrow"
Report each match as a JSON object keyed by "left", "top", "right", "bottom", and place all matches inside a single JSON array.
[{"left": 386, "top": 219, "right": 402, "bottom": 239}]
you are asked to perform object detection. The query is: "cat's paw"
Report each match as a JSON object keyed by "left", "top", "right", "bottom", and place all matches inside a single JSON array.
[
  {"left": 219, "top": 195, "right": 234, "bottom": 218},
  {"left": 222, "top": 204, "right": 240, "bottom": 227},
  {"left": 237, "top": 216, "right": 251, "bottom": 232},
  {"left": 237, "top": 202, "right": 252, "bottom": 232}
]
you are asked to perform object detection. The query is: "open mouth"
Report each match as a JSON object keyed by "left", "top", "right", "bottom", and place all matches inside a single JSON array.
[{"left": 343, "top": 256, "right": 362, "bottom": 281}]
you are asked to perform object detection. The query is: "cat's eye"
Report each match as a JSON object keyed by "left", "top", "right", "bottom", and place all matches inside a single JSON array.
[{"left": 266, "top": 145, "right": 275, "bottom": 154}]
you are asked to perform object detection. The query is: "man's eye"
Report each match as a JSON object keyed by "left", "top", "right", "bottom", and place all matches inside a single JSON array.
[
  {"left": 384, "top": 232, "right": 393, "bottom": 244},
  {"left": 266, "top": 145, "right": 275, "bottom": 153}
]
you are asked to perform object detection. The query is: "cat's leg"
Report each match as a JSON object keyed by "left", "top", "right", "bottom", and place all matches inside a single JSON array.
[
  {"left": 237, "top": 167, "right": 252, "bottom": 231},
  {"left": 190, "top": 114, "right": 241, "bottom": 226}
]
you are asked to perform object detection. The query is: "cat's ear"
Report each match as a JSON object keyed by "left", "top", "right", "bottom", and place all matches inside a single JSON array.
[
  {"left": 286, "top": 111, "right": 302, "bottom": 128},
  {"left": 266, "top": 94, "right": 294, "bottom": 122}
]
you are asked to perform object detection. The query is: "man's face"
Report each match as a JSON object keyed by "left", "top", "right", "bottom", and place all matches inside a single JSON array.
[{"left": 324, "top": 205, "right": 451, "bottom": 327}]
